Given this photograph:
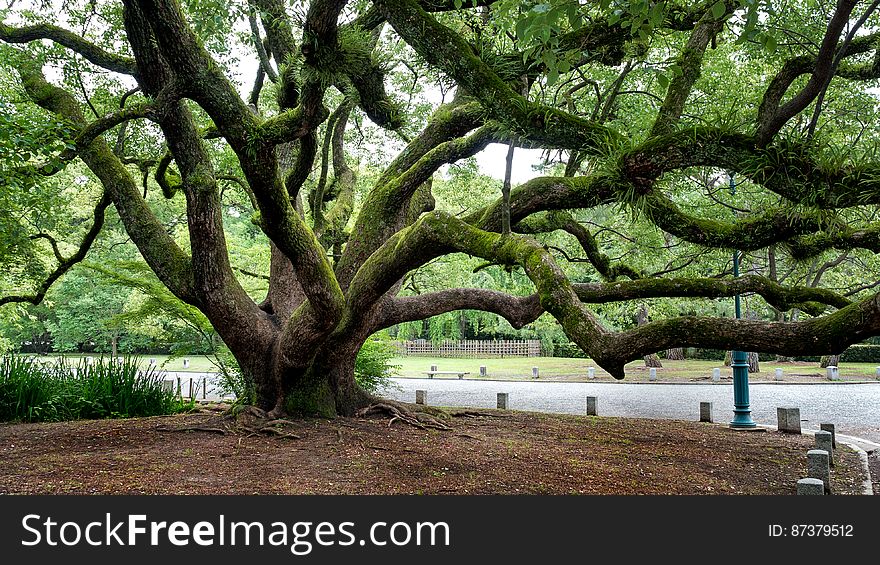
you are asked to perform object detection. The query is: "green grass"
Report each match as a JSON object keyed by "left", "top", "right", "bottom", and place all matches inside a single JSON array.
[{"left": 0, "top": 355, "right": 193, "bottom": 423}]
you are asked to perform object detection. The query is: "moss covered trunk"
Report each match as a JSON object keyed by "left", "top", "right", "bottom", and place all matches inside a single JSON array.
[{"left": 239, "top": 330, "right": 373, "bottom": 418}]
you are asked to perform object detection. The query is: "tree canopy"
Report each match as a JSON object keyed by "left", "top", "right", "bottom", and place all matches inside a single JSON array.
[{"left": 3, "top": 0, "right": 880, "bottom": 417}]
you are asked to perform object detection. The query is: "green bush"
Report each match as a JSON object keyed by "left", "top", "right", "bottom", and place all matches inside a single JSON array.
[
  {"left": 355, "top": 333, "right": 400, "bottom": 393},
  {"left": 840, "top": 344, "right": 880, "bottom": 363},
  {"left": 552, "top": 342, "right": 588, "bottom": 358},
  {"left": 0, "top": 355, "right": 188, "bottom": 423},
  {"left": 212, "top": 347, "right": 255, "bottom": 407}
]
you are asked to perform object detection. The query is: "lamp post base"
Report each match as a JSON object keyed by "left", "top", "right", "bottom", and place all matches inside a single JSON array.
[{"left": 730, "top": 353, "right": 756, "bottom": 428}]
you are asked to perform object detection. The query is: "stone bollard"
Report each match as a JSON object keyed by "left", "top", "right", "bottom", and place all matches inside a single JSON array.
[
  {"left": 429, "top": 364, "right": 437, "bottom": 379},
  {"left": 480, "top": 365, "right": 487, "bottom": 377},
  {"left": 797, "top": 477, "right": 825, "bottom": 495},
  {"left": 875, "top": 366, "right": 880, "bottom": 380},
  {"left": 777, "top": 407, "right": 801, "bottom": 433},
  {"left": 774, "top": 368, "right": 783, "bottom": 381},
  {"left": 807, "top": 449, "right": 831, "bottom": 493},
  {"left": 699, "top": 402, "right": 714, "bottom": 423},
  {"left": 183, "top": 358, "right": 190, "bottom": 369},
  {"left": 162, "top": 379, "right": 174, "bottom": 393},
  {"left": 586, "top": 396, "right": 598, "bottom": 416},
  {"left": 815, "top": 430, "right": 834, "bottom": 467},
  {"left": 86, "top": 356, "right": 94, "bottom": 365},
  {"left": 532, "top": 367, "right": 539, "bottom": 379},
  {"left": 497, "top": 393, "right": 508, "bottom": 409},
  {"left": 649, "top": 367, "right": 657, "bottom": 381},
  {"left": 587, "top": 367, "right": 595, "bottom": 379},
  {"left": 820, "top": 423, "right": 837, "bottom": 448},
  {"left": 826, "top": 366, "right": 839, "bottom": 381},
  {"left": 149, "top": 358, "right": 157, "bottom": 366},
  {"left": 712, "top": 368, "right": 720, "bottom": 382},
  {"left": 415, "top": 390, "right": 427, "bottom": 405}
]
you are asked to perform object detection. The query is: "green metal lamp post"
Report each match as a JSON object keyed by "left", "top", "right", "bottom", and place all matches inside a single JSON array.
[{"left": 729, "top": 174, "right": 757, "bottom": 429}]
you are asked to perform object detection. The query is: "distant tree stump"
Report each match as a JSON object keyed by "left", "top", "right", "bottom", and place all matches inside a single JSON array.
[
  {"left": 820, "top": 355, "right": 840, "bottom": 368},
  {"left": 666, "top": 347, "right": 685, "bottom": 361}
]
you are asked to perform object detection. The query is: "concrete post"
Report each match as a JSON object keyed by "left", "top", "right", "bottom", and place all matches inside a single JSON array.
[
  {"left": 774, "top": 368, "right": 783, "bottom": 381},
  {"left": 149, "top": 358, "right": 156, "bottom": 366},
  {"left": 586, "top": 396, "right": 598, "bottom": 416},
  {"left": 777, "top": 407, "right": 801, "bottom": 433},
  {"left": 532, "top": 367, "right": 539, "bottom": 379},
  {"left": 415, "top": 390, "right": 426, "bottom": 405},
  {"left": 429, "top": 365, "right": 437, "bottom": 379},
  {"left": 649, "top": 367, "right": 657, "bottom": 381},
  {"left": 700, "top": 402, "right": 714, "bottom": 423},
  {"left": 497, "top": 393, "right": 508, "bottom": 409},
  {"left": 815, "top": 430, "right": 834, "bottom": 467},
  {"left": 183, "top": 358, "right": 190, "bottom": 369},
  {"left": 875, "top": 366, "right": 880, "bottom": 380},
  {"left": 807, "top": 449, "right": 830, "bottom": 493},
  {"left": 819, "top": 423, "right": 836, "bottom": 448},
  {"left": 587, "top": 367, "right": 595, "bottom": 379},
  {"left": 162, "top": 380, "right": 174, "bottom": 393},
  {"left": 479, "top": 365, "right": 487, "bottom": 377},
  {"left": 826, "top": 366, "right": 839, "bottom": 381},
  {"left": 797, "top": 477, "right": 825, "bottom": 495},
  {"left": 712, "top": 368, "right": 720, "bottom": 382}
]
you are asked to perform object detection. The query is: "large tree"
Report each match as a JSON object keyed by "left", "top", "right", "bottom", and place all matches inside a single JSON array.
[{"left": 4, "top": 0, "right": 880, "bottom": 417}]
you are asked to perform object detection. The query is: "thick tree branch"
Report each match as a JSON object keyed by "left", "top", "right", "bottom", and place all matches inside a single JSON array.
[
  {"left": 0, "top": 22, "right": 137, "bottom": 75},
  {"left": 375, "top": 0, "right": 620, "bottom": 152}
]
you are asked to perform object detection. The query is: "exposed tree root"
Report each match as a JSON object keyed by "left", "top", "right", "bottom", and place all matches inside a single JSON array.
[
  {"left": 356, "top": 402, "right": 452, "bottom": 431},
  {"left": 155, "top": 405, "right": 301, "bottom": 439},
  {"left": 450, "top": 409, "right": 510, "bottom": 418}
]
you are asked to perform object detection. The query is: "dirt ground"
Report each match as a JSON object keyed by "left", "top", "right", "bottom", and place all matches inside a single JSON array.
[{"left": 0, "top": 407, "right": 867, "bottom": 495}]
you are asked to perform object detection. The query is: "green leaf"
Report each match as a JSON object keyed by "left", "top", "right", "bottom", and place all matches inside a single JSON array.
[
  {"left": 711, "top": 1, "right": 726, "bottom": 19},
  {"left": 656, "top": 72, "right": 669, "bottom": 90}
]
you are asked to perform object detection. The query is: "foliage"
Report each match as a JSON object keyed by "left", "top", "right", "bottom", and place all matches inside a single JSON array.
[
  {"left": 0, "top": 354, "right": 188, "bottom": 422},
  {"left": 839, "top": 345, "right": 880, "bottom": 364},
  {"left": 355, "top": 332, "right": 400, "bottom": 393}
]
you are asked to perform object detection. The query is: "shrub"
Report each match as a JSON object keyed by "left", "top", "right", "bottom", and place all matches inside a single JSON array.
[
  {"left": 0, "top": 355, "right": 188, "bottom": 423},
  {"left": 840, "top": 344, "right": 880, "bottom": 363},
  {"left": 355, "top": 333, "right": 400, "bottom": 393},
  {"left": 552, "top": 342, "right": 588, "bottom": 358}
]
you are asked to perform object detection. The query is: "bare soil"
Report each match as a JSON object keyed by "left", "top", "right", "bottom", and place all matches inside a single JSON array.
[{"left": 0, "top": 407, "right": 867, "bottom": 495}]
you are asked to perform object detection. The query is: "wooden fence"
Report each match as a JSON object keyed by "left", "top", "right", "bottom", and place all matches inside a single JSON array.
[{"left": 394, "top": 339, "right": 542, "bottom": 358}]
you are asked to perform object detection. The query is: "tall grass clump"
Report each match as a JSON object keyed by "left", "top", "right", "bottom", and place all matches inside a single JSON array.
[{"left": 0, "top": 355, "right": 189, "bottom": 423}]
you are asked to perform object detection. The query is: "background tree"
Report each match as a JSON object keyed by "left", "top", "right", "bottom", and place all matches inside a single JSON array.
[{"left": 4, "top": 0, "right": 880, "bottom": 418}]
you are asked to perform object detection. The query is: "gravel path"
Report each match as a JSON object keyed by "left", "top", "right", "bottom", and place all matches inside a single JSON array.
[{"left": 382, "top": 378, "right": 880, "bottom": 446}]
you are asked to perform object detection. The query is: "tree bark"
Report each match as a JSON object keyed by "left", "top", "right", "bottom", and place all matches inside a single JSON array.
[
  {"left": 637, "top": 304, "right": 663, "bottom": 368},
  {"left": 820, "top": 354, "right": 841, "bottom": 368},
  {"left": 666, "top": 347, "right": 685, "bottom": 360}
]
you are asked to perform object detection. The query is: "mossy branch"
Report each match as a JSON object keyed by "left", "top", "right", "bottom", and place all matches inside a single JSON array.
[{"left": 0, "top": 22, "right": 137, "bottom": 75}]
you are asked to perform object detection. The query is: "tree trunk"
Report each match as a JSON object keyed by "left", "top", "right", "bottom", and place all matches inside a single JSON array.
[
  {"left": 637, "top": 303, "right": 663, "bottom": 368},
  {"left": 666, "top": 347, "right": 685, "bottom": 360},
  {"left": 725, "top": 350, "right": 760, "bottom": 372},
  {"left": 747, "top": 351, "right": 760, "bottom": 373},
  {"left": 820, "top": 354, "right": 840, "bottom": 368}
]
